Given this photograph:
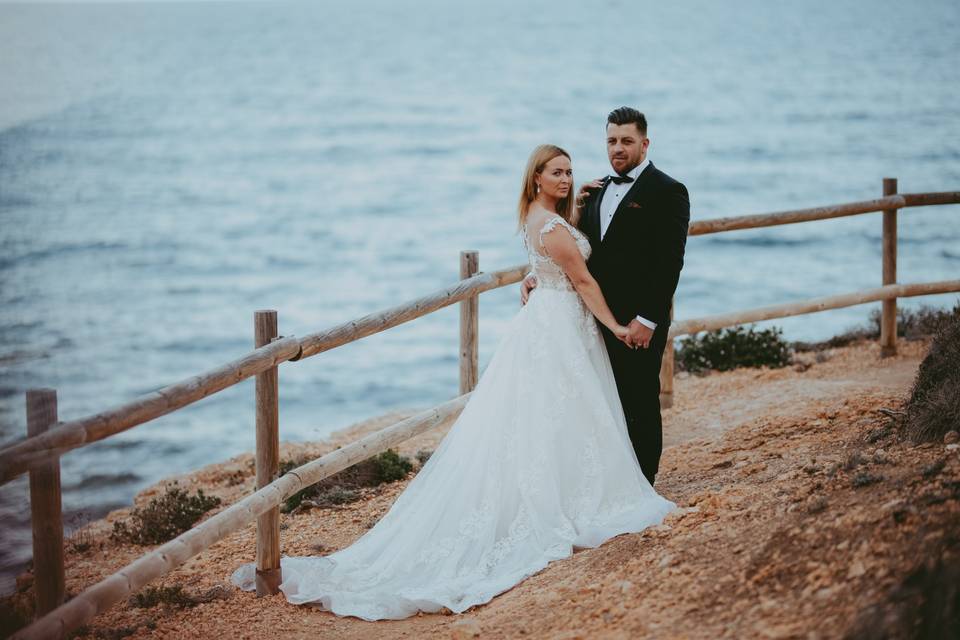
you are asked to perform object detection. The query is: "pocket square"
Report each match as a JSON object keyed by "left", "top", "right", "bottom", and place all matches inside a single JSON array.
[{"left": 626, "top": 202, "right": 643, "bottom": 209}]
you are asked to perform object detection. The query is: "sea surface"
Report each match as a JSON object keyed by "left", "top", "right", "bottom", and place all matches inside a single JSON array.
[{"left": 1, "top": 0, "right": 958, "bottom": 593}]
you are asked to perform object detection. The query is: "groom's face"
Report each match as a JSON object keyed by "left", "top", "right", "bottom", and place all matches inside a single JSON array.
[{"left": 606, "top": 123, "right": 649, "bottom": 175}]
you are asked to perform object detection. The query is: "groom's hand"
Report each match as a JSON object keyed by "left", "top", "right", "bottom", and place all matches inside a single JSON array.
[
  {"left": 520, "top": 275, "right": 537, "bottom": 306},
  {"left": 626, "top": 319, "right": 654, "bottom": 350}
]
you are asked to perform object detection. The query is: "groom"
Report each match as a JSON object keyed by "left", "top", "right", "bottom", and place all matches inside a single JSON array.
[{"left": 522, "top": 107, "right": 690, "bottom": 486}]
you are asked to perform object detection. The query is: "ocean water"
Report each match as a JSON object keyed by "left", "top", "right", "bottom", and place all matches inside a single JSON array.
[{"left": 0, "top": 0, "right": 958, "bottom": 593}]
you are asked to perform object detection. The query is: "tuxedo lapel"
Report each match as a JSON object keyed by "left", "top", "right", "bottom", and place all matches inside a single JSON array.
[{"left": 602, "top": 161, "right": 655, "bottom": 244}]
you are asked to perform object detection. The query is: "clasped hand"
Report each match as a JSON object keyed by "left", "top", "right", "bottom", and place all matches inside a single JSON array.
[{"left": 520, "top": 276, "right": 652, "bottom": 350}]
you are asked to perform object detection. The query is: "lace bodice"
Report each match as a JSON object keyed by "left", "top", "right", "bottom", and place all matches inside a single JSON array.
[{"left": 524, "top": 216, "right": 592, "bottom": 292}]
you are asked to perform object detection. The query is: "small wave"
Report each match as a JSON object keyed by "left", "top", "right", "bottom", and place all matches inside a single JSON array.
[
  {"left": 0, "top": 349, "right": 48, "bottom": 367},
  {"left": 66, "top": 471, "right": 141, "bottom": 491},
  {"left": 0, "top": 193, "right": 34, "bottom": 210},
  {"left": 704, "top": 236, "right": 817, "bottom": 248},
  {"left": 94, "top": 439, "right": 144, "bottom": 452},
  {"left": 942, "top": 250, "right": 960, "bottom": 260},
  {"left": 3, "top": 241, "right": 129, "bottom": 269}
]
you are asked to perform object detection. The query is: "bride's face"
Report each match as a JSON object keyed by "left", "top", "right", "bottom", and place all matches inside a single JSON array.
[{"left": 536, "top": 155, "right": 572, "bottom": 201}]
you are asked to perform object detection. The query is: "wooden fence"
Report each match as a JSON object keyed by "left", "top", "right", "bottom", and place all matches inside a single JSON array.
[{"left": 3, "top": 180, "right": 959, "bottom": 639}]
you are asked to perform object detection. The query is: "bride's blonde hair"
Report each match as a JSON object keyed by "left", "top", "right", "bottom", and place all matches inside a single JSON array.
[{"left": 517, "top": 144, "right": 577, "bottom": 230}]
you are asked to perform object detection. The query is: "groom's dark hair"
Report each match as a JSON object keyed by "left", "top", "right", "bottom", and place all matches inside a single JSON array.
[{"left": 607, "top": 107, "right": 647, "bottom": 137}]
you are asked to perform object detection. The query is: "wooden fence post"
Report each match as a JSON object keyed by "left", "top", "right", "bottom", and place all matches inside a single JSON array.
[
  {"left": 26, "top": 389, "right": 65, "bottom": 616},
  {"left": 459, "top": 251, "right": 479, "bottom": 394},
  {"left": 254, "top": 310, "right": 281, "bottom": 596},
  {"left": 881, "top": 178, "right": 898, "bottom": 357},
  {"left": 659, "top": 300, "right": 675, "bottom": 409}
]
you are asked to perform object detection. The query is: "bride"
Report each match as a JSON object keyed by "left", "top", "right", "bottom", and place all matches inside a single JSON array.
[{"left": 232, "top": 144, "right": 676, "bottom": 620}]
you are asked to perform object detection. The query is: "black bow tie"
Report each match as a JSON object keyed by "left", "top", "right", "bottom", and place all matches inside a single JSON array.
[{"left": 609, "top": 174, "right": 634, "bottom": 185}]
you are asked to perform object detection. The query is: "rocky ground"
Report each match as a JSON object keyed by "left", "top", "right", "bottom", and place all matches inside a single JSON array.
[{"left": 5, "top": 338, "right": 959, "bottom": 639}]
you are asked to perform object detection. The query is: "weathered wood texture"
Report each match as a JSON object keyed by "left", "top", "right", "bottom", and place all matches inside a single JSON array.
[
  {"left": 459, "top": 251, "right": 480, "bottom": 395},
  {"left": 26, "top": 389, "right": 65, "bottom": 617},
  {"left": 688, "top": 196, "right": 905, "bottom": 235},
  {"left": 253, "top": 311, "right": 281, "bottom": 596},
  {"left": 901, "top": 191, "right": 960, "bottom": 207},
  {"left": 659, "top": 301, "right": 675, "bottom": 409},
  {"left": 0, "top": 337, "right": 301, "bottom": 485},
  {"left": 687, "top": 191, "right": 960, "bottom": 236},
  {"left": 14, "top": 394, "right": 471, "bottom": 640},
  {"left": 881, "top": 179, "right": 898, "bottom": 357},
  {"left": 668, "top": 280, "right": 960, "bottom": 339}
]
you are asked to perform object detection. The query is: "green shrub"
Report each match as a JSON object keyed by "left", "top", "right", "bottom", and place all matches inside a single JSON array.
[
  {"left": 677, "top": 325, "right": 792, "bottom": 373},
  {"left": 872, "top": 302, "right": 960, "bottom": 340},
  {"left": 795, "top": 301, "right": 960, "bottom": 352},
  {"left": 110, "top": 483, "right": 221, "bottom": 545},
  {"left": 903, "top": 313, "right": 960, "bottom": 442},
  {"left": 851, "top": 471, "right": 883, "bottom": 488},
  {"left": 372, "top": 449, "right": 414, "bottom": 483},
  {"left": 280, "top": 449, "right": 412, "bottom": 513},
  {"left": 128, "top": 585, "right": 194, "bottom": 609}
]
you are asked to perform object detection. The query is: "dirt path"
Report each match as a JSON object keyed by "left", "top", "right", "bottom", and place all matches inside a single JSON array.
[{"left": 9, "top": 338, "right": 959, "bottom": 639}]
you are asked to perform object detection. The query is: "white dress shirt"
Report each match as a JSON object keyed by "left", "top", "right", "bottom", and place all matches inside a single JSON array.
[{"left": 598, "top": 158, "right": 657, "bottom": 330}]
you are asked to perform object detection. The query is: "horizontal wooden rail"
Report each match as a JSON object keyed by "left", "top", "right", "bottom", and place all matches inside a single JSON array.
[
  {"left": 902, "top": 191, "right": 960, "bottom": 207},
  {"left": 294, "top": 264, "right": 529, "bottom": 360},
  {"left": 14, "top": 393, "right": 471, "bottom": 640},
  {"left": 688, "top": 191, "right": 959, "bottom": 236},
  {"left": 0, "top": 337, "right": 302, "bottom": 485},
  {"left": 3, "top": 190, "right": 958, "bottom": 486},
  {"left": 668, "top": 280, "right": 960, "bottom": 338}
]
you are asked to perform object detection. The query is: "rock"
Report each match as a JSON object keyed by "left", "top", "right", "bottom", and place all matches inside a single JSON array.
[
  {"left": 616, "top": 580, "right": 634, "bottom": 594},
  {"left": 947, "top": 444, "right": 960, "bottom": 452},
  {"left": 451, "top": 619, "right": 482, "bottom": 639},
  {"left": 945, "top": 431, "right": 959, "bottom": 444},
  {"left": 847, "top": 561, "right": 866, "bottom": 579},
  {"left": 881, "top": 498, "right": 904, "bottom": 511},
  {"left": 658, "top": 554, "right": 674, "bottom": 568},
  {"left": 873, "top": 448, "right": 889, "bottom": 463}
]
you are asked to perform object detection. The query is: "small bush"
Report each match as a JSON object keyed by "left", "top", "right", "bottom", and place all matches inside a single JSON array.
[
  {"left": 110, "top": 484, "right": 221, "bottom": 546},
  {"left": 372, "top": 449, "right": 414, "bottom": 483},
  {"left": 851, "top": 471, "right": 883, "bottom": 488},
  {"left": 903, "top": 313, "right": 960, "bottom": 442},
  {"left": 872, "top": 302, "right": 960, "bottom": 340},
  {"left": 795, "top": 301, "right": 960, "bottom": 352},
  {"left": 128, "top": 585, "right": 194, "bottom": 609},
  {"left": 314, "top": 486, "right": 360, "bottom": 507},
  {"left": 280, "top": 449, "right": 413, "bottom": 513},
  {"left": 677, "top": 325, "right": 792, "bottom": 373}
]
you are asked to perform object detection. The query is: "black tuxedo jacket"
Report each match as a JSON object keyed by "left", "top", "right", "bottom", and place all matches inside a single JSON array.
[{"left": 578, "top": 162, "right": 690, "bottom": 328}]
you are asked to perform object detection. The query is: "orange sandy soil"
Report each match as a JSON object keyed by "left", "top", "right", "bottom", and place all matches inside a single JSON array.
[{"left": 7, "top": 338, "right": 960, "bottom": 639}]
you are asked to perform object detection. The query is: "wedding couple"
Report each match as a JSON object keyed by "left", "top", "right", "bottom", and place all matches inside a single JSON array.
[{"left": 233, "top": 106, "right": 691, "bottom": 620}]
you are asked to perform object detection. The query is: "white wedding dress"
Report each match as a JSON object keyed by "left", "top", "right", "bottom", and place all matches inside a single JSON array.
[{"left": 231, "top": 215, "right": 676, "bottom": 620}]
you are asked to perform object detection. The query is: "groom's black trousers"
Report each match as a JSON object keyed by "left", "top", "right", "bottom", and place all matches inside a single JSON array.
[{"left": 600, "top": 322, "right": 670, "bottom": 487}]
